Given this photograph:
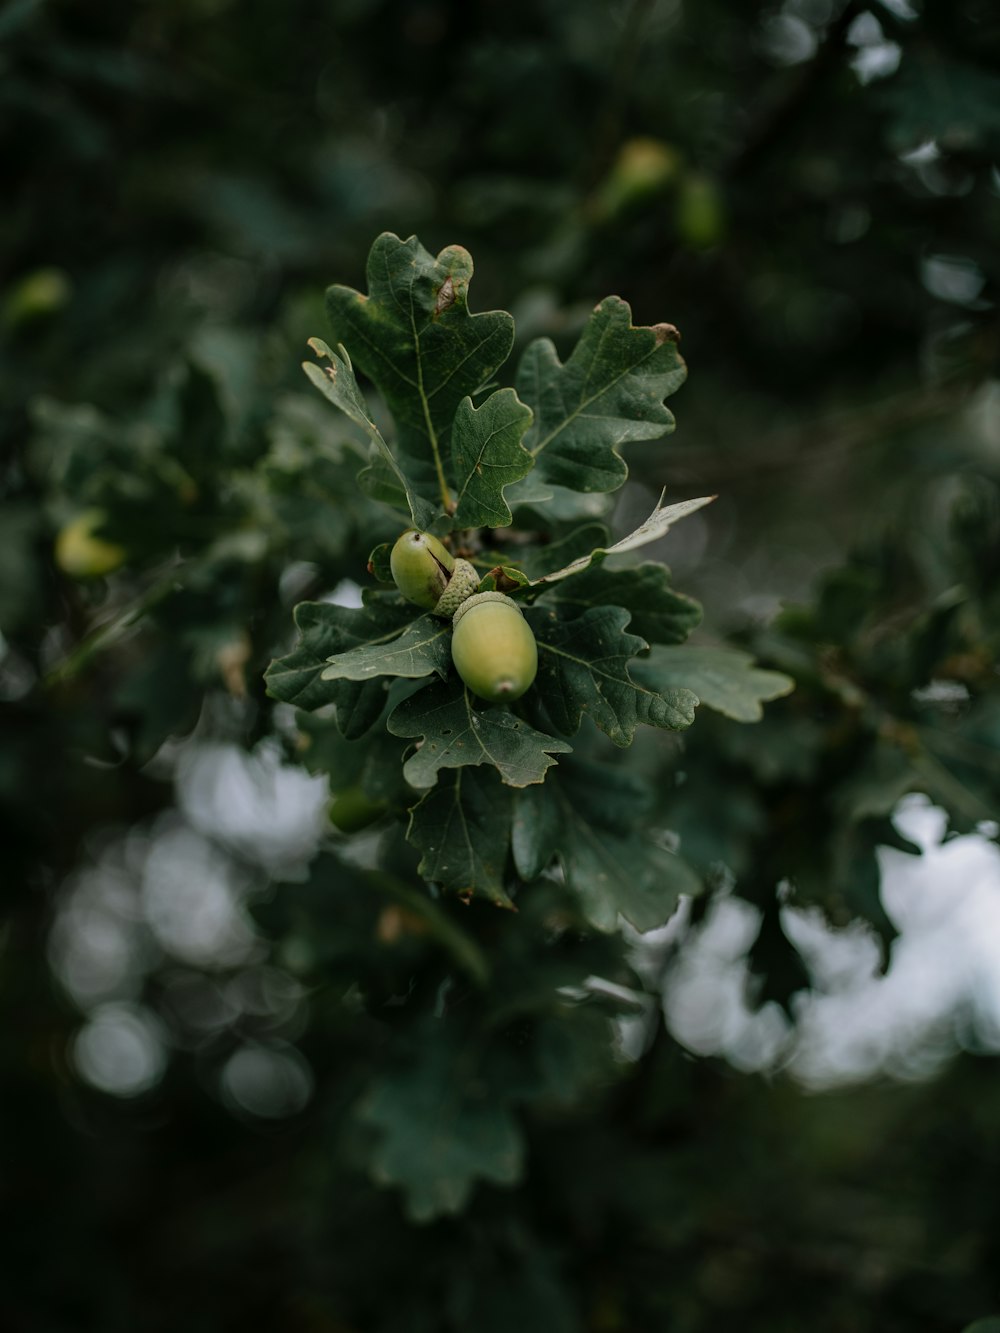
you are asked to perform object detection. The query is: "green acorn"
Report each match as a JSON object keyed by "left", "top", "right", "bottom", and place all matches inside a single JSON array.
[
  {"left": 450, "top": 592, "right": 538, "bottom": 702},
  {"left": 390, "top": 529, "right": 455, "bottom": 609},
  {"left": 54, "top": 508, "right": 126, "bottom": 578},
  {"left": 328, "top": 787, "right": 387, "bottom": 834}
]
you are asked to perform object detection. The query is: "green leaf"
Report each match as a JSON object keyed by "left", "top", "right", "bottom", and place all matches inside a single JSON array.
[
  {"left": 502, "top": 470, "right": 554, "bottom": 509},
  {"left": 407, "top": 769, "right": 514, "bottom": 907},
  {"left": 451, "top": 388, "right": 534, "bottom": 529},
  {"left": 367, "top": 541, "right": 395, "bottom": 583},
  {"left": 360, "top": 1026, "right": 524, "bottom": 1223},
  {"left": 320, "top": 610, "right": 452, "bottom": 684},
  {"left": 514, "top": 764, "right": 700, "bottom": 932},
  {"left": 525, "top": 604, "right": 697, "bottom": 745},
  {"left": 530, "top": 491, "right": 714, "bottom": 584},
  {"left": 516, "top": 296, "right": 687, "bottom": 493},
  {"left": 507, "top": 478, "right": 617, "bottom": 526},
  {"left": 514, "top": 522, "right": 609, "bottom": 581},
  {"left": 326, "top": 232, "right": 515, "bottom": 512},
  {"left": 476, "top": 564, "right": 531, "bottom": 594},
  {"left": 302, "top": 338, "right": 437, "bottom": 529},
  {"left": 323, "top": 677, "right": 389, "bottom": 741},
  {"left": 388, "top": 679, "right": 571, "bottom": 789},
  {"left": 632, "top": 645, "right": 794, "bottom": 722},
  {"left": 264, "top": 599, "right": 412, "bottom": 722},
  {"left": 535, "top": 561, "right": 702, "bottom": 645},
  {"left": 297, "top": 711, "right": 412, "bottom": 806}
]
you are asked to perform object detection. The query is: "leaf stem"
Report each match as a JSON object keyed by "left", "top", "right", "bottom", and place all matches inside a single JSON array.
[
  {"left": 43, "top": 562, "right": 185, "bottom": 688},
  {"left": 366, "top": 869, "right": 490, "bottom": 986},
  {"left": 423, "top": 396, "right": 453, "bottom": 513},
  {"left": 412, "top": 312, "right": 453, "bottom": 512}
]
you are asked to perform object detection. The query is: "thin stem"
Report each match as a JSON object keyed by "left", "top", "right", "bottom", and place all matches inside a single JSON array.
[
  {"left": 44, "top": 561, "right": 185, "bottom": 688},
  {"left": 584, "top": 0, "right": 656, "bottom": 190},
  {"left": 412, "top": 310, "right": 453, "bottom": 513},
  {"left": 725, "top": 0, "right": 866, "bottom": 179}
]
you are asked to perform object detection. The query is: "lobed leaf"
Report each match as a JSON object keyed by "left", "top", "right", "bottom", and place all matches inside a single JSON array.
[
  {"left": 535, "top": 561, "right": 702, "bottom": 645},
  {"left": 451, "top": 388, "right": 534, "bottom": 529},
  {"left": 326, "top": 233, "right": 514, "bottom": 511},
  {"left": 264, "top": 599, "right": 414, "bottom": 722},
  {"left": 632, "top": 644, "right": 794, "bottom": 722},
  {"left": 407, "top": 769, "right": 515, "bottom": 907},
  {"left": 321, "top": 611, "right": 452, "bottom": 683},
  {"left": 388, "top": 679, "right": 571, "bottom": 789},
  {"left": 516, "top": 296, "right": 687, "bottom": 493},
  {"left": 525, "top": 604, "right": 697, "bottom": 745},
  {"left": 513, "top": 763, "right": 700, "bottom": 932},
  {"left": 303, "top": 338, "right": 437, "bottom": 529},
  {"left": 360, "top": 1027, "right": 524, "bottom": 1222}
]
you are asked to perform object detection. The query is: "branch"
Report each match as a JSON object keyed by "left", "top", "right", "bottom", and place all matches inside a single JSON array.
[{"left": 726, "top": 0, "right": 867, "bottom": 180}]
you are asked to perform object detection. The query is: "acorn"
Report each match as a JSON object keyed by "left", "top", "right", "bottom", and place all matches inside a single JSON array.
[
  {"left": 54, "top": 508, "right": 126, "bottom": 578},
  {"left": 450, "top": 592, "right": 538, "bottom": 702},
  {"left": 328, "top": 787, "right": 387, "bottom": 833},
  {"left": 389, "top": 529, "right": 455, "bottom": 609}
]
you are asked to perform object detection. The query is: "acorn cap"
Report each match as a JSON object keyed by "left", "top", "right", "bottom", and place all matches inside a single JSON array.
[
  {"left": 451, "top": 590, "right": 520, "bottom": 626},
  {"left": 432, "top": 559, "right": 481, "bottom": 618}
]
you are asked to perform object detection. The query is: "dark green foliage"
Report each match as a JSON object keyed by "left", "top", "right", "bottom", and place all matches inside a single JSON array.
[{"left": 3, "top": 1, "right": 1000, "bottom": 1330}]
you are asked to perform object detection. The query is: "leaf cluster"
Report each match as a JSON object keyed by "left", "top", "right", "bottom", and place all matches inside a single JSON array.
[{"left": 266, "top": 233, "right": 790, "bottom": 944}]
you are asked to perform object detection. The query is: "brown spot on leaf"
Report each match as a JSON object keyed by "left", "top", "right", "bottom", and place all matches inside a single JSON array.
[{"left": 435, "top": 276, "right": 456, "bottom": 315}]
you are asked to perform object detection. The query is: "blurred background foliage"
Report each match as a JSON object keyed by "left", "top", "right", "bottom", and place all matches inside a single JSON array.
[{"left": 3, "top": 0, "right": 1000, "bottom": 1328}]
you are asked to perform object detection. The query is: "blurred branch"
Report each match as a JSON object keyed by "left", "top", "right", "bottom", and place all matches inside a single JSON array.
[
  {"left": 726, "top": 0, "right": 866, "bottom": 180},
  {"left": 366, "top": 870, "right": 491, "bottom": 988},
  {"left": 584, "top": 0, "right": 657, "bottom": 189},
  {"left": 669, "top": 378, "right": 978, "bottom": 485},
  {"left": 43, "top": 560, "right": 185, "bottom": 688}
]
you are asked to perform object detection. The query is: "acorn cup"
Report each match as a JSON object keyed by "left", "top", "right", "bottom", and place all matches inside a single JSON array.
[{"left": 432, "top": 559, "right": 479, "bottom": 617}]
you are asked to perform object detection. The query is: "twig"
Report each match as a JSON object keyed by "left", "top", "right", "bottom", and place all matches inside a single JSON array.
[
  {"left": 726, "top": 0, "right": 867, "bottom": 180},
  {"left": 584, "top": 0, "right": 658, "bottom": 190}
]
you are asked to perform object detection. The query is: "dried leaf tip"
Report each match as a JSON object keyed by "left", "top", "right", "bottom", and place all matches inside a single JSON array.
[{"left": 652, "top": 323, "right": 681, "bottom": 345}]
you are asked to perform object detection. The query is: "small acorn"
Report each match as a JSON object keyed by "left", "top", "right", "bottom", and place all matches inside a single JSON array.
[
  {"left": 54, "top": 508, "right": 126, "bottom": 578},
  {"left": 390, "top": 529, "right": 455, "bottom": 609},
  {"left": 450, "top": 592, "right": 538, "bottom": 702}
]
